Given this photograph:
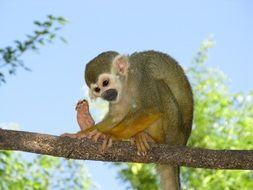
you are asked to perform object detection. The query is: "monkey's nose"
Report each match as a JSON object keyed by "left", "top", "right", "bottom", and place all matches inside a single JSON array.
[{"left": 102, "top": 89, "right": 118, "bottom": 101}]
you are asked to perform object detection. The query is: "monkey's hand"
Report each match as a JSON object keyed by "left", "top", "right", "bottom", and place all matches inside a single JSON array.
[
  {"left": 61, "top": 99, "right": 104, "bottom": 142},
  {"left": 131, "top": 132, "right": 154, "bottom": 156},
  {"left": 62, "top": 129, "right": 113, "bottom": 153},
  {"left": 79, "top": 129, "right": 107, "bottom": 142},
  {"left": 61, "top": 128, "right": 104, "bottom": 141}
]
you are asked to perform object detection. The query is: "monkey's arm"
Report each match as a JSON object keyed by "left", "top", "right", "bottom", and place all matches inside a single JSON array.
[
  {"left": 79, "top": 108, "right": 161, "bottom": 140},
  {"left": 75, "top": 113, "right": 115, "bottom": 136},
  {"left": 104, "top": 109, "right": 162, "bottom": 139}
]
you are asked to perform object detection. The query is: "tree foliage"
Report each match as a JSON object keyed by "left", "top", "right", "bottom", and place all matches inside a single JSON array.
[
  {"left": 183, "top": 39, "right": 253, "bottom": 190},
  {"left": 115, "top": 163, "right": 158, "bottom": 190},
  {"left": 0, "top": 15, "right": 67, "bottom": 84},
  {"left": 0, "top": 150, "right": 93, "bottom": 190},
  {"left": 115, "top": 38, "right": 253, "bottom": 190}
]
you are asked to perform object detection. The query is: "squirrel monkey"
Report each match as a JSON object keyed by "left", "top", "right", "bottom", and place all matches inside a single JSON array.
[{"left": 65, "top": 51, "right": 193, "bottom": 190}]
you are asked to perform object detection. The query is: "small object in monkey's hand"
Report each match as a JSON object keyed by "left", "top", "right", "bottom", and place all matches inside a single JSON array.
[
  {"left": 61, "top": 99, "right": 94, "bottom": 138},
  {"left": 75, "top": 99, "right": 95, "bottom": 130},
  {"left": 61, "top": 99, "right": 107, "bottom": 144}
]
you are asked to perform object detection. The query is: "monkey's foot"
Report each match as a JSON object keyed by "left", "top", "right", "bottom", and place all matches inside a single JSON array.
[
  {"left": 132, "top": 132, "right": 153, "bottom": 156},
  {"left": 99, "top": 135, "right": 113, "bottom": 153},
  {"left": 76, "top": 99, "right": 95, "bottom": 131}
]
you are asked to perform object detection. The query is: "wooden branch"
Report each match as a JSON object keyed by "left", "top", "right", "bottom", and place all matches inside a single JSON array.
[{"left": 0, "top": 129, "right": 253, "bottom": 170}]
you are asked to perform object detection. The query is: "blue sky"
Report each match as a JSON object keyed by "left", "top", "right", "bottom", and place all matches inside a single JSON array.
[{"left": 0, "top": 1, "right": 252, "bottom": 189}]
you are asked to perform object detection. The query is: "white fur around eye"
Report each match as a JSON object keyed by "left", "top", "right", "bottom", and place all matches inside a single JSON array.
[
  {"left": 89, "top": 84, "right": 99, "bottom": 100},
  {"left": 97, "top": 73, "right": 114, "bottom": 90}
]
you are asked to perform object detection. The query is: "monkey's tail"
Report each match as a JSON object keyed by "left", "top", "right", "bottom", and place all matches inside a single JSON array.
[{"left": 157, "top": 165, "right": 180, "bottom": 190}]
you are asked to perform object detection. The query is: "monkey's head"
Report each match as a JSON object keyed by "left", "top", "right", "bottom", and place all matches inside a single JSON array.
[{"left": 85, "top": 51, "right": 129, "bottom": 103}]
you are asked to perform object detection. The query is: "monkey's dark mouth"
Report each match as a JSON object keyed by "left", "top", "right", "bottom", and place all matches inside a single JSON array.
[{"left": 102, "top": 89, "right": 118, "bottom": 101}]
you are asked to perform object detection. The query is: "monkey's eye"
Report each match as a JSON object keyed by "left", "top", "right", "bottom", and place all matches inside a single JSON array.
[
  {"left": 94, "top": 87, "right": 100, "bottom": 93},
  {"left": 102, "top": 79, "right": 109, "bottom": 87}
]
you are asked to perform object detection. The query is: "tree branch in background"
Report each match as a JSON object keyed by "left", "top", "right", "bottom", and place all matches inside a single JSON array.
[
  {"left": 0, "top": 129, "right": 252, "bottom": 170},
  {"left": 0, "top": 15, "right": 68, "bottom": 84}
]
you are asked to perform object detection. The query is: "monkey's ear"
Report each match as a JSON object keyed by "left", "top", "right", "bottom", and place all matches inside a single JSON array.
[{"left": 111, "top": 54, "right": 129, "bottom": 76}]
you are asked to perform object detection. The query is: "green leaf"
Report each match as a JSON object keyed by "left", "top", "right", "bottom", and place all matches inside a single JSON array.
[
  {"left": 0, "top": 15, "right": 68, "bottom": 84},
  {"left": 33, "top": 21, "right": 41, "bottom": 26}
]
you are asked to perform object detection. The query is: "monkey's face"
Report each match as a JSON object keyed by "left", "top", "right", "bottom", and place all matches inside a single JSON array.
[
  {"left": 87, "top": 54, "right": 129, "bottom": 104},
  {"left": 89, "top": 73, "right": 123, "bottom": 103}
]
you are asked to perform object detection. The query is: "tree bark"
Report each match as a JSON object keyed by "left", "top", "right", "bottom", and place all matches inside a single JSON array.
[{"left": 0, "top": 129, "right": 252, "bottom": 170}]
